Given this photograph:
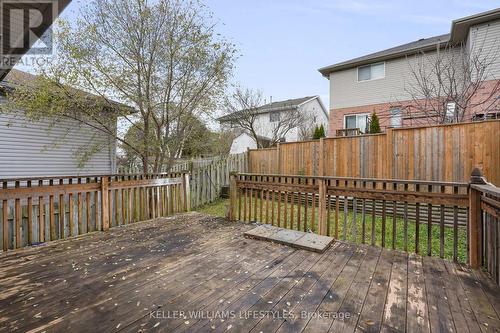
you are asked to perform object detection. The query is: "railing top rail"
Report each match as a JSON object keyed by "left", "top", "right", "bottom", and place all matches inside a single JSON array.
[
  {"left": 0, "top": 171, "right": 189, "bottom": 183},
  {"left": 235, "top": 173, "right": 469, "bottom": 187},
  {"left": 471, "top": 183, "right": 500, "bottom": 198}
]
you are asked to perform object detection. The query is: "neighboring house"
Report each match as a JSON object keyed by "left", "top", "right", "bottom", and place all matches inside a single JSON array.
[
  {"left": 0, "top": 69, "right": 117, "bottom": 178},
  {"left": 319, "top": 8, "right": 500, "bottom": 136},
  {"left": 218, "top": 96, "right": 328, "bottom": 154}
]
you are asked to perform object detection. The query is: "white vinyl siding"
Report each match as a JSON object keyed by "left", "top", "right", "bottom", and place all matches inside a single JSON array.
[
  {"left": 468, "top": 18, "right": 500, "bottom": 81},
  {"left": 0, "top": 112, "right": 115, "bottom": 178},
  {"left": 329, "top": 49, "right": 462, "bottom": 109}
]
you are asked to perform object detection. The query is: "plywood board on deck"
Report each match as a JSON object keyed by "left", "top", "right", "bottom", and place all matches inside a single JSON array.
[{"left": 244, "top": 224, "right": 334, "bottom": 253}]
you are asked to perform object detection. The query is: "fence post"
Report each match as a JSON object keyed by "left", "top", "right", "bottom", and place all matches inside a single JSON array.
[
  {"left": 318, "top": 178, "right": 327, "bottom": 235},
  {"left": 183, "top": 173, "right": 191, "bottom": 212},
  {"left": 229, "top": 173, "right": 237, "bottom": 221},
  {"left": 101, "top": 176, "right": 110, "bottom": 231},
  {"left": 469, "top": 168, "right": 486, "bottom": 268}
]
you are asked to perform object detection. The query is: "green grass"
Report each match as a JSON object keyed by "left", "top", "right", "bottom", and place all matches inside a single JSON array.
[
  {"left": 196, "top": 198, "right": 229, "bottom": 217},
  {"left": 196, "top": 198, "right": 467, "bottom": 263}
]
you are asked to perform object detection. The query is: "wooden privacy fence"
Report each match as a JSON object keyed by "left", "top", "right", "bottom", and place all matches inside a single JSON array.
[
  {"left": 248, "top": 120, "right": 500, "bottom": 185},
  {"left": 0, "top": 173, "right": 190, "bottom": 251},
  {"left": 190, "top": 153, "right": 248, "bottom": 207},
  {"left": 118, "top": 153, "right": 248, "bottom": 209}
]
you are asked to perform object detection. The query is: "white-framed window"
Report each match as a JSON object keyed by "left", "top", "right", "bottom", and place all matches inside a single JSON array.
[
  {"left": 269, "top": 112, "right": 280, "bottom": 122},
  {"left": 357, "top": 62, "right": 385, "bottom": 82},
  {"left": 390, "top": 108, "right": 402, "bottom": 128},
  {"left": 344, "top": 113, "right": 369, "bottom": 133},
  {"left": 445, "top": 102, "right": 456, "bottom": 121}
]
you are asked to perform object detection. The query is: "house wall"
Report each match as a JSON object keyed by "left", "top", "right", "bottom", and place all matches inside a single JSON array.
[
  {"left": 229, "top": 133, "right": 257, "bottom": 154},
  {"left": 327, "top": 20, "right": 500, "bottom": 136},
  {"left": 0, "top": 112, "right": 116, "bottom": 178},
  {"left": 468, "top": 18, "right": 500, "bottom": 81},
  {"left": 252, "top": 98, "right": 329, "bottom": 142},
  {"left": 328, "top": 48, "right": 464, "bottom": 110}
]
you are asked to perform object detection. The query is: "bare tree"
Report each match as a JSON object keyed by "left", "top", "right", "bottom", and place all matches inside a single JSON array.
[
  {"left": 5, "top": 0, "right": 237, "bottom": 173},
  {"left": 404, "top": 33, "right": 500, "bottom": 124},
  {"left": 222, "top": 87, "right": 305, "bottom": 147}
]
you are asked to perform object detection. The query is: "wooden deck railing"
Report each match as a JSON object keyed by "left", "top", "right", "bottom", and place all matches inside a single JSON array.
[
  {"left": 0, "top": 173, "right": 190, "bottom": 251},
  {"left": 229, "top": 172, "right": 469, "bottom": 261},
  {"left": 469, "top": 169, "right": 500, "bottom": 285},
  {"left": 335, "top": 128, "right": 362, "bottom": 137},
  {"left": 229, "top": 169, "right": 500, "bottom": 283}
]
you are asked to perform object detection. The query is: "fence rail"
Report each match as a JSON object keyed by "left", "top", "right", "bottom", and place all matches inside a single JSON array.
[{"left": 1, "top": 173, "right": 189, "bottom": 251}]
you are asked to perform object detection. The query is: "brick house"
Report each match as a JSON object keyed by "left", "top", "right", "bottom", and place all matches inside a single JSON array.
[{"left": 319, "top": 8, "right": 500, "bottom": 136}]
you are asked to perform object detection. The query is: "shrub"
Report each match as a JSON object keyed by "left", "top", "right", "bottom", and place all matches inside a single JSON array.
[
  {"left": 313, "top": 124, "right": 326, "bottom": 139},
  {"left": 369, "top": 112, "right": 381, "bottom": 134}
]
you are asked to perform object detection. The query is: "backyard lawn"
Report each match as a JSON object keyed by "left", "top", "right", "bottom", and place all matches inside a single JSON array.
[{"left": 197, "top": 198, "right": 468, "bottom": 262}]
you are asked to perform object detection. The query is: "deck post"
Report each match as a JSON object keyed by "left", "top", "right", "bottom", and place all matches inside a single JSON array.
[
  {"left": 183, "top": 173, "right": 191, "bottom": 212},
  {"left": 101, "top": 176, "right": 110, "bottom": 231},
  {"left": 469, "top": 168, "right": 486, "bottom": 268},
  {"left": 229, "top": 173, "right": 237, "bottom": 221},
  {"left": 318, "top": 178, "right": 327, "bottom": 235}
]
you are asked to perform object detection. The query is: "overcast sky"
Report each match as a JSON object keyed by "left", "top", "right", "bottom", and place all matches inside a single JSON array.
[{"left": 20, "top": 0, "right": 498, "bottom": 108}]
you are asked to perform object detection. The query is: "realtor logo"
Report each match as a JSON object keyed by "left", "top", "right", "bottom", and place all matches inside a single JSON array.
[{"left": 1, "top": 0, "right": 58, "bottom": 55}]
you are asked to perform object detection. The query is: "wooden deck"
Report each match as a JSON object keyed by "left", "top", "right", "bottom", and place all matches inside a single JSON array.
[{"left": 0, "top": 213, "right": 499, "bottom": 333}]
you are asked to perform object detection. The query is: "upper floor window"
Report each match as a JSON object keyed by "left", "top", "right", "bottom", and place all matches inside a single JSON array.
[
  {"left": 445, "top": 102, "right": 456, "bottom": 122},
  {"left": 269, "top": 112, "right": 280, "bottom": 122},
  {"left": 390, "top": 108, "right": 402, "bottom": 128},
  {"left": 358, "top": 62, "right": 385, "bottom": 82}
]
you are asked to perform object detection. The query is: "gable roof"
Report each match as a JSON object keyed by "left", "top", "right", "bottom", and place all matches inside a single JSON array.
[
  {"left": 319, "top": 8, "right": 500, "bottom": 77},
  {"left": 318, "top": 34, "right": 450, "bottom": 76},
  {"left": 0, "top": 69, "right": 133, "bottom": 113},
  {"left": 218, "top": 96, "right": 318, "bottom": 122}
]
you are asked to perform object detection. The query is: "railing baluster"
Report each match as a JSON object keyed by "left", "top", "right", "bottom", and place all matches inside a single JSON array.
[
  {"left": 49, "top": 180, "right": 55, "bottom": 240},
  {"left": 58, "top": 179, "right": 64, "bottom": 239},
  {"left": 3, "top": 181, "right": 8, "bottom": 250},
  {"left": 427, "top": 203, "right": 432, "bottom": 257},
  {"left": 68, "top": 179, "right": 74, "bottom": 237},
  {"left": 371, "top": 199, "right": 375, "bottom": 246},
  {"left": 27, "top": 181, "right": 32, "bottom": 245},
  {"left": 343, "top": 196, "right": 348, "bottom": 241},
  {"left": 415, "top": 183, "right": 420, "bottom": 254},
  {"left": 353, "top": 197, "right": 357, "bottom": 243},
  {"left": 335, "top": 194, "right": 339, "bottom": 239},
  {"left": 327, "top": 194, "right": 331, "bottom": 237},
  {"left": 392, "top": 200, "right": 397, "bottom": 250},
  {"left": 85, "top": 178, "right": 91, "bottom": 233},
  {"left": 38, "top": 180, "right": 44, "bottom": 243},
  {"left": 440, "top": 185, "right": 445, "bottom": 259},
  {"left": 297, "top": 191, "right": 301, "bottom": 231},
  {"left": 361, "top": 198, "right": 366, "bottom": 244},
  {"left": 14, "top": 181, "right": 21, "bottom": 248},
  {"left": 381, "top": 200, "right": 386, "bottom": 248}
]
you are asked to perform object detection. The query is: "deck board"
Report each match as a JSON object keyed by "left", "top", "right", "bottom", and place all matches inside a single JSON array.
[{"left": 0, "top": 212, "right": 499, "bottom": 333}]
